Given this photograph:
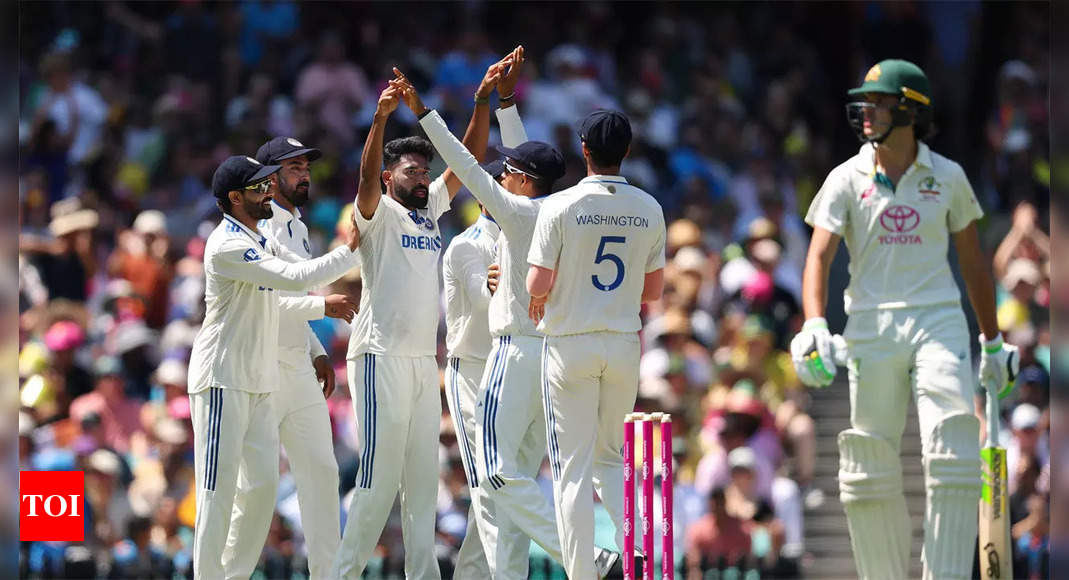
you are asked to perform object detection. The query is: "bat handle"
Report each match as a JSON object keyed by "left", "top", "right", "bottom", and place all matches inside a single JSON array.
[{"left": 985, "top": 379, "right": 1000, "bottom": 448}]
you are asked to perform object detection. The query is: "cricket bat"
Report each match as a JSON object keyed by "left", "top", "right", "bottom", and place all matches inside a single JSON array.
[{"left": 978, "top": 382, "right": 1012, "bottom": 579}]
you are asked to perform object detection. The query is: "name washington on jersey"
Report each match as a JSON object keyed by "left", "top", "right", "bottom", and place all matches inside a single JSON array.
[{"left": 575, "top": 214, "right": 651, "bottom": 228}]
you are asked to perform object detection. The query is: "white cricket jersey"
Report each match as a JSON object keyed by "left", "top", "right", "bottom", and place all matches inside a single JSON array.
[
  {"left": 347, "top": 176, "right": 451, "bottom": 359},
  {"left": 528, "top": 175, "right": 666, "bottom": 336},
  {"left": 260, "top": 201, "right": 330, "bottom": 364},
  {"left": 420, "top": 107, "right": 541, "bottom": 338},
  {"left": 443, "top": 215, "right": 500, "bottom": 361},
  {"left": 189, "top": 215, "right": 358, "bottom": 394},
  {"left": 805, "top": 142, "right": 984, "bottom": 314}
]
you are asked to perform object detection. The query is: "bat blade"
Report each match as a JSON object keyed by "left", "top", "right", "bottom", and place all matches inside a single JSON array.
[{"left": 979, "top": 445, "right": 1012, "bottom": 579}]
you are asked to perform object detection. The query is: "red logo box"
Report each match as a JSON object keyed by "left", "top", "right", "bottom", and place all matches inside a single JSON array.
[{"left": 20, "top": 471, "right": 85, "bottom": 542}]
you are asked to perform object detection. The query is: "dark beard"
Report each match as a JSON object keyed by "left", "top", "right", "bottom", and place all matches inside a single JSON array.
[
  {"left": 395, "top": 183, "right": 429, "bottom": 209},
  {"left": 282, "top": 182, "right": 310, "bottom": 207},
  {"left": 245, "top": 197, "right": 273, "bottom": 220}
]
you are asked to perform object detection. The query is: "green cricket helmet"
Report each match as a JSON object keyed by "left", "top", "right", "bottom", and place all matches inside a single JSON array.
[{"left": 846, "top": 59, "right": 934, "bottom": 143}]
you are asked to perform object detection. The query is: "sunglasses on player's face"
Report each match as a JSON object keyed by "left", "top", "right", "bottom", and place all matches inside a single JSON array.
[
  {"left": 504, "top": 160, "right": 538, "bottom": 180},
  {"left": 244, "top": 178, "right": 272, "bottom": 195}
]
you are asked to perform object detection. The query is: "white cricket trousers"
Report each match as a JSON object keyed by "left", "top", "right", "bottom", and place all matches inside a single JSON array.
[
  {"left": 332, "top": 354, "right": 442, "bottom": 579},
  {"left": 474, "top": 335, "right": 564, "bottom": 578},
  {"left": 842, "top": 306, "right": 981, "bottom": 580},
  {"left": 446, "top": 356, "right": 523, "bottom": 579},
  {"left": 191, "top": 387, "right": 279, "bottom": 580},
  {"left": 225, "top": 357, "right": 340, "bottom": 580},
  {"left": 542, "top": 331, "right": 640, "bottom": 580}
]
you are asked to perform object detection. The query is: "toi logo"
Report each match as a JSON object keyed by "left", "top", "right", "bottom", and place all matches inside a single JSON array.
[{"left": 20, "top": 471, "right": 85, "bottom": 541}]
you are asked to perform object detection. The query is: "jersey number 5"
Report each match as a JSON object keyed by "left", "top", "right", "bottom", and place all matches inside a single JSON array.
[{"left": 592, "top": 235, "right": 626, "bottom": 291}]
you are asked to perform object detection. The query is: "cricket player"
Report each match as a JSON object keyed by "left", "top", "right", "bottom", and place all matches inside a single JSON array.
[
  {"left": 442, "top": 176, "right": 501, "bottom": 578},
  {"left": 790, "top": 59, "right": 1018, "bottom": 579},
  {"left": 402, "top": 67, "right": 623, "bottom": 577},
  {"left": 331, "top": 57, "right": 510, "bottom": 579},
  {"left": 189, "top": 155, "right": 360, "bottom": 579},
  {"left": 222, "top": 136, "right": 346, "bottom": 579},
  {"left": 526, "top": 110, "right": 667, "bottom": 579}
]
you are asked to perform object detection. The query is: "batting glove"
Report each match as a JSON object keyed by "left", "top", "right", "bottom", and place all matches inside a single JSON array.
[
  {"left": 790, "top": 317, "right": 839, "bottom": 388},
  {"left": 979, "top": 333, "right": 1020, "bottom": 399}
]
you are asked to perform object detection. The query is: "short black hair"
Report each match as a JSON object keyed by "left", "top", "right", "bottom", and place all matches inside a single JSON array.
[
  {"left": 384, "top": 136, "right": 435, "bottom": 169},
  {"left": 583, "top": 140, "right": 627, "bottom": 169},
  {"left": 216, "top": 196, "right": 233, "bottom": 213}
]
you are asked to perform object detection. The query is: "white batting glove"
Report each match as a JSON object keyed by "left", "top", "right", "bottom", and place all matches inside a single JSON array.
[
  {"left": 979, "top": 333, "right": 1019, "bottom": 400},
  {"left": 790, "top": 318, "right": 841, "bottom": 388}
]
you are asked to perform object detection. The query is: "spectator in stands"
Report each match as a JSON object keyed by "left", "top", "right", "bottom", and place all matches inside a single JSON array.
[
  {"left": 1007, "top": 403, "right": 1050, "bottom": 492},
  {"left": 295, "top": 31, "right": 370, "bottom": 147},
  {"left": 685, "top": 487, "right": 751, "bottom": 576},
  {"left": 107, "top": 210, "right": 173, "bottom": 329},
  {"left": 70, "top": 356, "right": 142, "bottom": 454},
  {"left": 109, "top": 516, "right": 175, "bottom": 578}
]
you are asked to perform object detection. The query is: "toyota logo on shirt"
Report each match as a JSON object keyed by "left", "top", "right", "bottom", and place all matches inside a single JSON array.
[
  {"left": 880, "top": 205, "right": 920, "bottom": 232},
  {"left": 878, "top": 205, "right": 922, "bottom": 245}
]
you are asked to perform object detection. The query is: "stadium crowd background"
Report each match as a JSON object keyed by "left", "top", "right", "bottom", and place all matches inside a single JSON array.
[{"left": 17, "top": 1, "right": 1051, "bottom": 578}]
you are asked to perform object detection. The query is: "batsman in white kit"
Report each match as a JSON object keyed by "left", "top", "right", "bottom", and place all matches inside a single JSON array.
[
  {"left": 331, "top": 58, "right": 509, "bottom": 578},
  {"left": 222, "top": 137, "right": 354, "bottom": 579},
  {"left": 527, "top": 110, "right": 667, "bottom": 580},
  {"left": 790, "top": 59, "right": 1018, "bottom": 580},
  {"left": 188, "top": 155, "right": 360, "bottom": 579}
]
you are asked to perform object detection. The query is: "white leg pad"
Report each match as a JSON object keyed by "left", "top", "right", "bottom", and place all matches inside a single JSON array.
[
  {"left": 921, "top": 413, "right": 981, "bottom": 580},
  {"left": 838, "top": 429, "right": 912, "bottom": 580}
]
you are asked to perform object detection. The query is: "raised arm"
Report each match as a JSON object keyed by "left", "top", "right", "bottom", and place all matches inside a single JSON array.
[
  {"left": 496, "top": 46, "right": 528, "bottom": 148},
  {"left": 356, "top": 86, "right": 402, "bottom": 220}
]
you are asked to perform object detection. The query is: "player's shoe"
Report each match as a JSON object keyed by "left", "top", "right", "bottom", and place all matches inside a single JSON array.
[{"left": 594, "top": 547, "right": 621, "bottom": 578}]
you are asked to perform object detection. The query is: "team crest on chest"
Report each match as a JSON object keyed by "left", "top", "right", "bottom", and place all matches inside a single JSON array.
[
  {"left": 918, "top": 175, "right": 942, "bottom": 201},
  {"left": 408, "top": 210, "right": 436, "bottom": 231}
]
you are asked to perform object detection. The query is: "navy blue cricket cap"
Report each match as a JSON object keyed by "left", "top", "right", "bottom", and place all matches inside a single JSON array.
[
  {"left": 481, "top": 159, "right": 506, "bottom": 179},
  {"left": 494, "top": 141, "right": 566, "bottom": 182},
  {"left": 578, "top": 109, "right": 632, "bottom": 160},
  {"left": 256, "top": 136, "right": 322, "bottom": 165},
  {"left": 211, "top": 156, "right": 281, "bottom": 199}
]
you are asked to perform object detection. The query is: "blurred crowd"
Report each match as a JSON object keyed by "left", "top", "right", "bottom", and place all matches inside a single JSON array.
[{"left": 17, "top": 1, "right": 1049, "bottom": 578}]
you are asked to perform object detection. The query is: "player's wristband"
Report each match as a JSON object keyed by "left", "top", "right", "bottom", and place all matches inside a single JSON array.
[
  {"left": 981, "top": 333, "right": 1004, "bottom": 354},
  {"left": 417, "top": 108, "right": 434, "bottom": 120},
  {"left": 499, "top": 93, "right": 515, "bottom": 103},
  {"left": 474, "top": 94, "right": 490, "bottom": 105}
]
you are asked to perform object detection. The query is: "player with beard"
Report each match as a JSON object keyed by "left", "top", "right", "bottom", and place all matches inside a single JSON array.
[
  {"left": 221, "top": 137, "right": 355, "bottom": 579},
  {"left": 188, "top": 156, "right": 360, "bottom": 578},
  {"left": 332, "top": 54, "right": 514, "bottom": 578}
]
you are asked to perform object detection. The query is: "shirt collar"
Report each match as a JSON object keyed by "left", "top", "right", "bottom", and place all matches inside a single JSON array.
[
  {"left": 476, "top": 214, "right": 500, "bottom": 237},
  {"left": 579, "top": 174, "right": 629, "bottom": 185},
  {"left": 270, "top": 199, "right": 301, "bottom": 220},
  {"left": 222, "top": 215, "right": 267, "bottom": 248},
  {"left": 854, "top": 141, "right": 933, "bottom": 175}
]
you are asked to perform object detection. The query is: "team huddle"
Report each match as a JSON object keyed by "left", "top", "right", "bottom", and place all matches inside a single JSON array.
[
  {"left": 188, "top": 48, "right": 1021, "bottom": 580},
  {"left": 187, "top": 47, "right": 666, "bottom": 580}
]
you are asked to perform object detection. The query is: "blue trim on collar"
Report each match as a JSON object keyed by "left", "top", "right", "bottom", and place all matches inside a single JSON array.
[{"left": 223, "top": 215, "right": 264, "bottom": 246}]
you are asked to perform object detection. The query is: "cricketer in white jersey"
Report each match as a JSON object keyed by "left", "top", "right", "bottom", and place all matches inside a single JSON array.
[
  {"left": 189, "top": 156, "right": 360, "bottom": 579},
  {"left": 422, "top": 100, "right": 595, "bottom": 577},
  {"left": 527, "top": 110, "right": 666, "bottom": 580},
  {"left": 791, "top": 59, "right": 1017, "bottom": 579},
  {"left": 442, "top": 210, "right": 501, "bottom": 578},
  {"left": 224, "top": 137, "right": 348, "bottom": 580},
  {"left": 333, "top": 63, "right": 506, "bottom": 578}
]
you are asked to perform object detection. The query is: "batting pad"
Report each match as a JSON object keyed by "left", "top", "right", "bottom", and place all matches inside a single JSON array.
[
  {"left": 838, "top": 429, "right": 911, "bottom": 580},
  {"left": 922, "top": 413, "right": 981, "bottom": 580}
]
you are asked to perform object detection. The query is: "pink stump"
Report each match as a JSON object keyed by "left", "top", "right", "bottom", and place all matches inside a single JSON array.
[
  {"left": 661, "top": 417, "right": 674, "bottom": 580},
  {"left": 623, "top": 415, "right": 635, "bottom": 580},
  {"left": 642, "top": 418, "right": 654, "bottom": 580}
]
